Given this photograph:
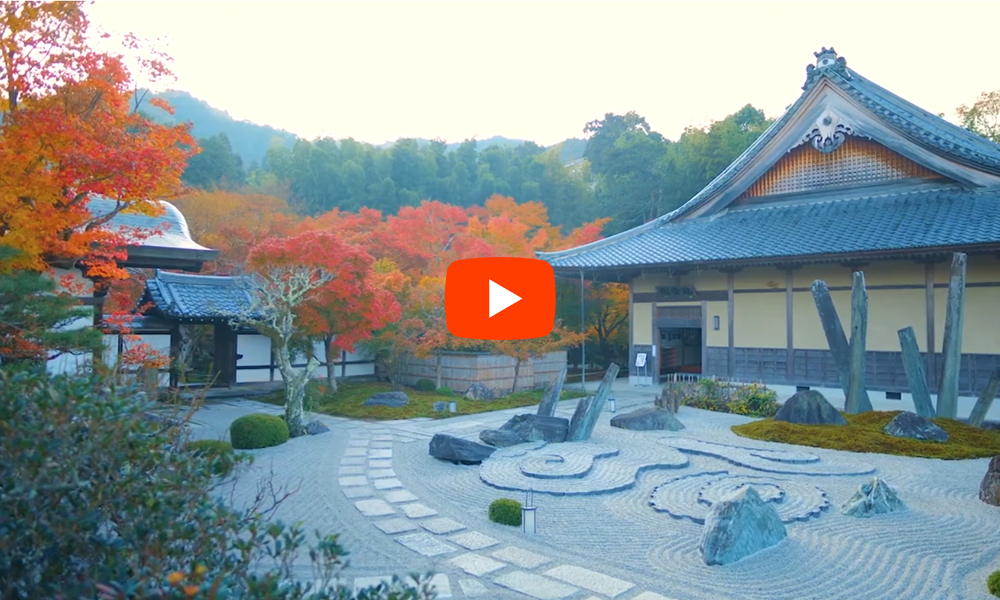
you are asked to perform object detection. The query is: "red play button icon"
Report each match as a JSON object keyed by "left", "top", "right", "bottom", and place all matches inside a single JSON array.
[{"left": 445, "top": 257, "right": 555, "bottom": 340}]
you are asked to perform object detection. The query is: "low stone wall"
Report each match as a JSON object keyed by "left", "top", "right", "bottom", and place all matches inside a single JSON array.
[{"left": 400, "top": 351, "right": 567, "bottom": 394}]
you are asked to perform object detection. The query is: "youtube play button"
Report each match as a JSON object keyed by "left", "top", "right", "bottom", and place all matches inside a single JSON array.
[{"left": 445, "top": 257, "right": 555, "bottom": 340}]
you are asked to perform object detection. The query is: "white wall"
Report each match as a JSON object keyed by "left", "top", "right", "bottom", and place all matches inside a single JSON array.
[{"left": 236, "top": 334, "right": 272, "bottom": 383}]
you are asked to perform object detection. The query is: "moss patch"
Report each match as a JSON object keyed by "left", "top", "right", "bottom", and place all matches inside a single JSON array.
[
  {"left": 260, "top": 380, "right": 587, "bottom": 421},
  {"left": 732, "top": 411, "right": 1000, "bottom": 459}
]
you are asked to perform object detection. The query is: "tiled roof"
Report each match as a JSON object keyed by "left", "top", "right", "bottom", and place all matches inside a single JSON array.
[
  {"left": 143, "top": 270, "right": 255, "bottom": 320},
  {"left": 87, "top": 197, "right": 214, "bottom": 252},
  {"left": 538, "top": 183, "right": 1000, "bottom": 269}
]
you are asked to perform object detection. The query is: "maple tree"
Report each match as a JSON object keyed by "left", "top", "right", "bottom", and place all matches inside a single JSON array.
[
  {"left": 0, "top": 2, "right": 194, "bottom": 278},
  {"left": 491, "top": 323, "right": 586, "bottom": 393}
]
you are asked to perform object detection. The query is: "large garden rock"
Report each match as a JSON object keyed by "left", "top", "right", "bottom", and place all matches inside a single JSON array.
[
  {"left": 773, "top": 389, "right": 846, "bottom": 425},
  {"left": 841, "top": 477, "right": 905, "bottom": 517},
  {"left": 362, "top": 391, "right": 410, "bottom": 407},
  {"left": 305, "top": 420, "right": 330, "bottom": 435},
  {"left": 610, "top": 407, "right": 685, "bottom": 431},
  {"left": 479, "top": 414, "right": 569, "bottom": 447},
  {"left": 883, "top": 411, "right": 948, "bottom": 442},
  {"left": 979, "top": 455, "right": 1000, "bottom": 506},
  {"left": 428, "top": 433, "right": 496, "bottom": 465},
  {"left": 699, "top": 486, "right": 787, "bottom": 566},
  {"left": 465, "top": 382, "right": 496, "bottom": 401}
]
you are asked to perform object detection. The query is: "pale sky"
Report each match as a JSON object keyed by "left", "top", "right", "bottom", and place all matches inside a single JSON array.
[{"left": 87, "top": 1, "right": 1000, "bottom": 147}]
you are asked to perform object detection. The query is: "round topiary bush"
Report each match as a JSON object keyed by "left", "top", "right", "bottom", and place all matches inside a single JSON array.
[
  {"left": 185, "top": 439, "right": 237, "bottom": 475},
  {"left": 988, "top": 569, "right": 1000, "bottom": 597},
  {"left": 436, "top": 386, "right": 454, "bottom": 396},
  {"left": 414, "top": 378, "right": 435, "bottom": 392},
  {"left": 488, "top": 498, "right": 523, "bottom": 527},
  {"left": 229, "top": 413, "right": 289, "bottom": 450}
]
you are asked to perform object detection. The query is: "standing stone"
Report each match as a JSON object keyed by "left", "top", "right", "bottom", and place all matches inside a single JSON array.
[
  {"left": 841, "top": 477, "right": 905, "bottom": 517},
  {"left": 465, "top": 382, "right": 496, "bottom": 401},
  {"left": 536, "top": 366, "right": 567, "bottom": 417},
  {"left": 846, "top": 271, "right": 873, "bottom": 413},
  {"left": 432, "top": 401, "right": 448, "bottom": 412},
  {"left": 938, "top": 252, "right": 968, "bottom": 420},
  {"left": 363, "top": 391, "right": 410, "bottom": 407},
  {"left": 698, "top": 486, "right": 787, "bottom": 566},
  {"left": 968, "top": 367, "right": 1000, "bottom": 428},
  {"left": 428, "top": 433, "right": 496, "bottom": 465},
  {"left": 610, "top": 407, "right": 685, "bottom": 431},
  {"left": 883, "top": 411, "right": 949, "bottom": 442},
  {"left": 479, "top": 414, "right": 569, "bottom": 447},
  {"left": 811, "top": 280, "right": 851, "bottom": 397},
  {"left": 566, "top": 363, "right": 620, "bottom": 441},
  {"left": 979, "top": 456, "right": 1000, "bottom": 506},
  {"left": 773, "top": 389, "right": 847, "bottom": 425},
  {"left": 897, "top": 326, "right": 936, "bottom": 418}
]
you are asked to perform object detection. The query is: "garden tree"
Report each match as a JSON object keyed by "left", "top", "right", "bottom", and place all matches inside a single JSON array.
[
  {"left": 377, "top": 200, "right": 494, "bottom": 277},
  {"left": 957, "top": 90, "right": 1000, "bottom": 143},
  {"left": 181, "top": 132, "right": 246, "bottom": 190},
  {"left": 0, "top": 1, "right": 194, "bottom": 277},
  {"left": 0, "top": 246, "right": 102, "bottom": 365},
  {"left": 490, "top": 323, "right": 586, "bottom": 393},
  {"left": 237, "top": 231, "right": 389, "bottom": 436}
]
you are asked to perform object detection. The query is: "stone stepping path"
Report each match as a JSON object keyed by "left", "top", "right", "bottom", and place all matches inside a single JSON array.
[{"left": 337, "top": 427, "right": 686, "bottom": 600}]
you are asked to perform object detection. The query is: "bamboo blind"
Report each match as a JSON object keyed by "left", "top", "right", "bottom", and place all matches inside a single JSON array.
[{"left": 737, "top": 137, "right": 942, "bottom": 200}]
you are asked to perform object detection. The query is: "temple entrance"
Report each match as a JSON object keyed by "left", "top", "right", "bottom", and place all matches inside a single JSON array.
[{"left": 656, "top": 305, "right": 703, "bottom": 382}]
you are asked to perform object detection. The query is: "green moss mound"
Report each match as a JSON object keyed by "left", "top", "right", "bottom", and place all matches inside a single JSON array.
[
  {"left": 989, "top": 569, "right": 1000, "bottom": 597},
  {"left": 414, "top": 378, "right": 435, "bottom": 392},
  {"left": 185, "top": 439, "right": 236, "bottom": 475},
  {"left": 732, "top": 410, "right": 1000, "bottom": 459},
  {"left": 435, "top": 386, "right": 454, "bottom": 397},
  {"left": 488, "top": 498, "right": 523, "bottom": 527},
  {"left": 229, "top": 413, "right": 289, "bottom": 450}
]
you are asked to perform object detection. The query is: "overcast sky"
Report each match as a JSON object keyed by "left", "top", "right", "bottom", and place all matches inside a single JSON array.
[{"left": 87, "top": 1, "right": 1000, "bottom": 147}]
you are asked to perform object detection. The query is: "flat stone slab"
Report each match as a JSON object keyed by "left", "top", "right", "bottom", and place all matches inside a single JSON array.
[
  {"left": 450, "top": 552, "right": 507, "bottom": 576},
  {"left": 363, "top": 391, "right": 409, "bottom": 407},
  {"left": 420, "top": 517, "right": 465, "bottom": 534},
  {"left": 543, "top": 565, "right": 633, "bottom": 598},
  {"left": 369, "top": 459, "right": 393, "bottom": 469},
  {"left": 491, "top": 546, "right": 552, "bottom": 569},
  {"left": 340, "top": 456, "right": 365, "bottom": 466},
  {"left": 346, "top": 439, "right": 370, "bottom": 447},
  {"left": 372, "top": 518, "right": 419, "bottom": 534},
  {"left": 338, "top": 476, "right": 369, "bottom": 487},
  {"left": 373, "top": 478, "right": 403, "bottom": 490},
  {"left": 372, "top": 434, "right": 394, "bottom": 441},
  {"left": 399, "top": 503, "right": 438, "bottom": 519},
  {"left": 384, "top": 489, "right": 419, "bottom": 504},
  {"left": 395, "top": 532, "right": 459, "bottom": 557},
  {"left": 493, "top": 571, "right": 577, "bottom": 600},
  {"left": 368, "top": 468, "right": 397, "bottom": 479},
  {"left": 458, "top": 578, "right": 489, "bottom": 597},
  {"left": 354, "top": 499, "right": 395, "bottom": 517},
  {"left": 369, "top": 449, "right": 393, "bottom": 459},
  {"left": 370, "top": 441, "right": 394, "bottom": 449},
  {"left": 344, "top": 447, "right": 368, "bottom": 457},
  {"left": 630, "top": 594, "right": 680, "bottom": 600},
  {"left": 338, "top": 466, "right": 365, "bottom": 475},
  {"left": 342, "top": 486, "right": 375, "bottom": 499},
  {"left": 448, "top": 531, "right": 499, "bottom": 551}
]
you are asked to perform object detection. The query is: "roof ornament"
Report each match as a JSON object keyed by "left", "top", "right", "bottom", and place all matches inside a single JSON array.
[
  {"left": 802, "top": 110, "right": 855, "bottom": 153},
  {"left": 803, "top": 47, "right": 850, "bottom": 89}
]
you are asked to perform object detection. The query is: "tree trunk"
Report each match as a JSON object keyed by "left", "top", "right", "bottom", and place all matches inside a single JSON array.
[
  {"left": 324, "top": 334, "right": 338, "bottom": 394},
  {"left": 511, "top": 357, "right": 522, "bottom": 394},
  {"left": 273, "top": 339, "right": 315, "bottom": 437}
]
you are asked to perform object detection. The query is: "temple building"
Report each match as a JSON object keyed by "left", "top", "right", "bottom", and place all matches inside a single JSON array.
[{"left": 538, "top": 48, "right": 1000, "bottom": 394}]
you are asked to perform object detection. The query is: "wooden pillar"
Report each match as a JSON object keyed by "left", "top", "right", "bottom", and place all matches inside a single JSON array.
[
  {"left": 726, "top": 270, "right": 736, "bottom": 378},
  {"left": 213, "top": 322, "right": 237, "bottom": 388},
  {"left": 777, "top": 264, "right": 801, "bottom": 383},
  {"left": 169, "top": 323, "right": 181, "bottom": 388}
]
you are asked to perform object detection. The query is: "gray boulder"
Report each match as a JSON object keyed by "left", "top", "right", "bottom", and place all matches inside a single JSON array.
[
  {"left": 773, "top": 389, "right": 847, "bottom": 425},
  {"left": 465, "top": 382, "right": 496, "bottom": 401},
  {"left": 305, "top": 420, "right": 330, "bottom": 435},
  {"left": 428, "top": 433, "right": 496, "bottom": 465},
  {"left": 841, "top": 477, "right": 905, "bottom": 517},
  {"left": 432, "top": 401, "right": 448, "bottom": 412},
  {"left": 883, "top": 411, "right": 948, "bottom": 442},
  {"left": 610, "top": 407, "right": 685, "bottom": 431},
  {"left": 979, "top": 455, "right": 1000, "bottom": 506},
  {"left": 362, "top": 391, "right": 410, "bottom": 407},
  {"left": 699, "top": 486, "right": 787, "bottom": 566},
  {"left": 479, "top": 414, "right": 569, "bottom": 447}
]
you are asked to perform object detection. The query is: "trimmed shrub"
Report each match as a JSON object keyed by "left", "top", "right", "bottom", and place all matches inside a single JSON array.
[
  {"left": 489, "top": 498, "right": 523, "bottom": 527},
  {"left": 230, "top": 413, "right": 289, "bottom": 449},
  {"left": 436, "top": 386, "right": 454, "bottom": 396},
  {"left": 679, "top": 379, "right": 779, "bottom": 418},
  {"left": 185, "top": 439, "right": 237, "bottom": 476},
  {"left": 414, "top": 378, "right": 436, "bottom": 392},
  {"left": 989, "top": 569, "right": 1000, "bottom": 597}
]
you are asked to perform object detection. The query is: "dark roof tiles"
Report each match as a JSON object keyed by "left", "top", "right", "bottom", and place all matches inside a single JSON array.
[{"left": 143, "top": 270, "right": 255, "bottom": 319}]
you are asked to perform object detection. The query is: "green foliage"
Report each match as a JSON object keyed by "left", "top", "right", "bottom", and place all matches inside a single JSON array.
[
  {"left": 182, "top": 132, "right": 246, "bottom": 190},
  {"left": 0, "top": 368, "right": 433, "bottom": 599},
  {"left": 488, "top": 498, "right": 523, "bottom": 527},
  {"left": 229, "top": 413, "right": 290, "bottom": 449},
  {"left": 988, "top": 569, "right": 1000, "bottom": 597},
  {"left": 678, "top": 379, "right": 779, "bottom": 418},
  {"left": 733, "top": 411, "right": 1000, "bottom": 460},
  {"left": 185, "top": 439, "right": 237, "bottom": 476},
  {"left": 435, "top": 386, "right": 453, "bottom": 396},
  {"left": 414, "top": 378, "right": 436, "bottom": 392}
]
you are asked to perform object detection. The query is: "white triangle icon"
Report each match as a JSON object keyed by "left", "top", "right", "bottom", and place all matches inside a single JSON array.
[{"left": 488, "top": 279, "right": 521, "bottom": 318}]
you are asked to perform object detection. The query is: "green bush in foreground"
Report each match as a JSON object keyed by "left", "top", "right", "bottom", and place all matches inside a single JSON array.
[
  {"left": 435, "top": 386, "right": 453, "bottom": 396},
  {"left": 230, "top": 413, "right": 290, "bottom": 449},
  {"left": 414, "top": 378, "right": 436, "bottom": 392},
  {"left": 185, "top": 439, "right": 237, "bottom": 476},
  {"left": 988, "top": 569, "right": 1000, "bottom": 597},
  {"left": 489, "top": 498, "right": 523, "bottom": 527}
]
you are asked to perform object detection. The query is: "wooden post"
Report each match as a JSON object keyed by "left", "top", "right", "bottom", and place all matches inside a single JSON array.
[
  {"left": 968, "top": 368, "right": 1000, "bottom": 428},
  {"left": 727, "top": 271, "right": 735, "bottom": 378},
  {"left": 846, "top": 272, "right": 873, "bottom": 413},
  {"left": 938, "top": 253, "right": 967, "bottom": 420},
  {"left": 810, "top": 280, "right": 851, "bottom": 396},
  {"left": 897, "top": 326, "right": 935, "bottom": 418}
]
